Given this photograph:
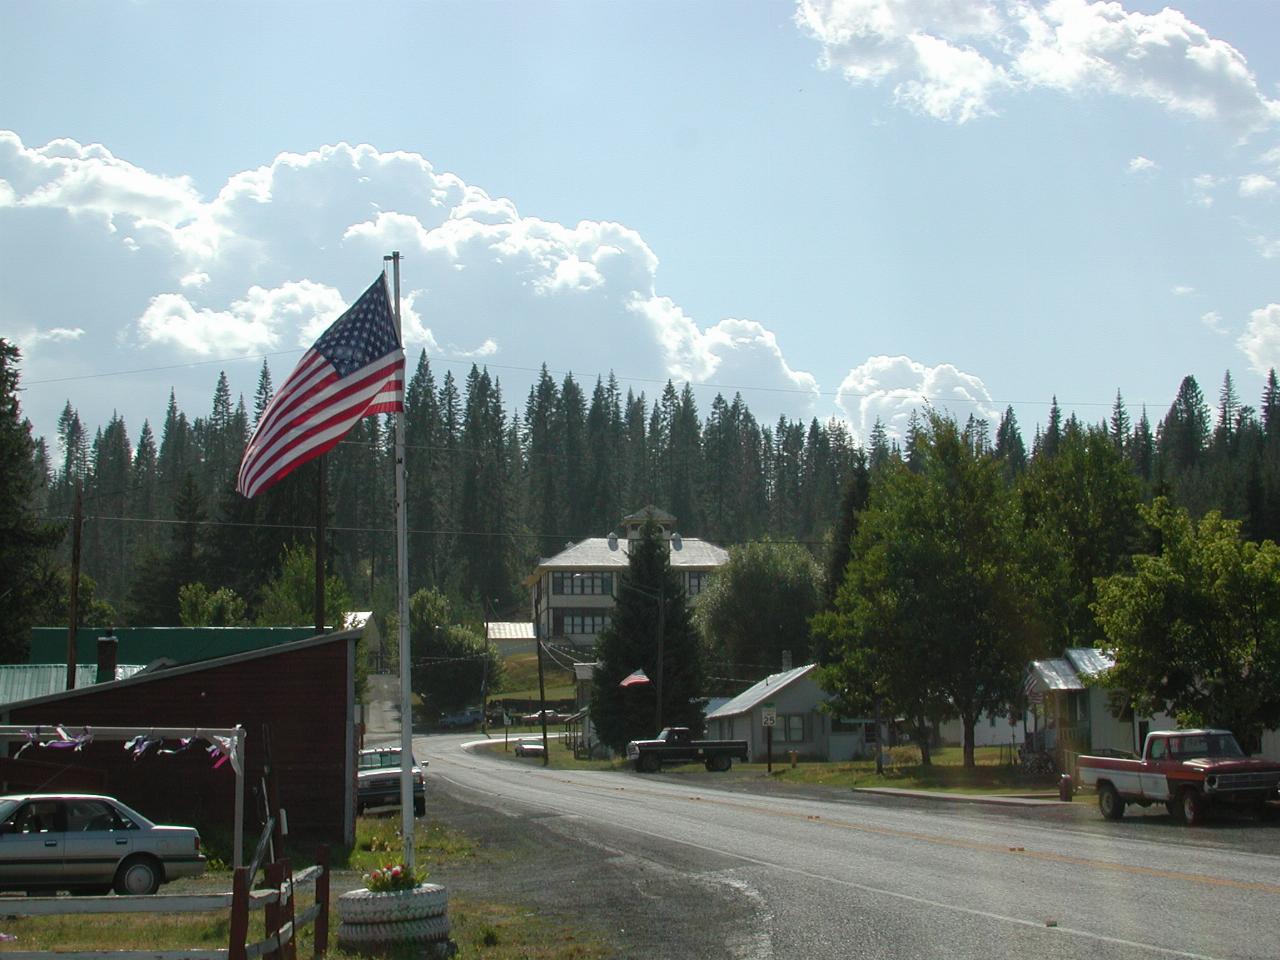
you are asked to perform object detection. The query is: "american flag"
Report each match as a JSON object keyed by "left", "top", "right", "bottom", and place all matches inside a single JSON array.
[
  {"left": 619, "top": 668, "right": 651, "bottom": 688},
  {"left": 236, "top": 273, "right": 404, "bottom": 499}
]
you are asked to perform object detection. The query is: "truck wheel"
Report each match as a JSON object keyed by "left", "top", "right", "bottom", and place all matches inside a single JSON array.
[
  {"left": 706, "top": 754, "right": 732, "bottom": 772},
  {"left": 637, "top": 753, "right": 660, "bottom": 773},
  {"left": 1098, "top": 782, "right": 1126, "bottom": 821},
  {"left": 1176, "top": 787, "right": 1205, "bottom": 826}
]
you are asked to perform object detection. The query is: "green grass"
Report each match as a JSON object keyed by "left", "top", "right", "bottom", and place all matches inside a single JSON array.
[
  {"left": 475, "top": 736, "right": 626, "bottom": 772},
  {"left": 3, "top": 815, "right": 609, "bottom": 959},
  {"left": 495, "top": 652, "right": 574, "bottom": 701}
]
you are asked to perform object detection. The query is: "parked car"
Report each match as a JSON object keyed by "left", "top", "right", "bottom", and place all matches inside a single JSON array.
[
  {"left": 0, "top": 793, "right": 205, "bottom": 895},
  {"left": 1078, "top": 729, "right": 1280, "bottom": 824},
  {"left": 357, "top": 746, "right": 427, "bottom": 816},
  {"left": 513, "top": 737, "right": 545, "bottom": 758},
  {"left": 520, "top": 709, "right": 566, "bottom": 725},
  {"left": 439, "top": 707, "right": 483, "bottom": 729}
]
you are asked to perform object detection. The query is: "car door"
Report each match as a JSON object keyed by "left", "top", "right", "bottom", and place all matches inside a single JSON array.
[
  {"left": 1140, "top": 737, "right": 1172, "bottom": 800},
  {"left": 63, "top": 798, "right": 131, "bottom": 887},
  {"left": 0, "top": 799, "right": 66, "bottom": 889}
]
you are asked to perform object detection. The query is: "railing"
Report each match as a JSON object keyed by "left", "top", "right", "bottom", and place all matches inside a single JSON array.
[{"left": 0, "top": 847, "right": 329, "bottom": 960}]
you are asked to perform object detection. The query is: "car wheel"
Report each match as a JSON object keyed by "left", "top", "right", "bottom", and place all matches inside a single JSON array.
[
  {"left": 1176, "top": 787, "right": 1205, "bottom": 826},
  {"left": 637, "top": 753, "right": 661, "bottom": 773},
  {"left": 1097, "top": 783, "right": 1125, "bottom": 821},
  {"left": 114, "top": 854, "right": 162, "bottom": 895}
]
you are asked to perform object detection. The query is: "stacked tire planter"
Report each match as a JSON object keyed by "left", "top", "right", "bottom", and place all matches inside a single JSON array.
[{"left": 337, "top": 882, "right": 451, "bottom": 952}]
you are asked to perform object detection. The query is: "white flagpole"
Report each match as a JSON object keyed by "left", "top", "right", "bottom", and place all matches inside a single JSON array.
[{"left": 387, "top": 250, "right": 416, "bottom": 872}]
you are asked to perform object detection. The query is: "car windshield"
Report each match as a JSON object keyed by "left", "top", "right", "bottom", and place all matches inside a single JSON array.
[
  {"left": 1168, "top": 734, "right": 1245, "bottom": 759},
  {"left": 360, "top": 750, "right": 403, "bottom": 771},
  {"left": 0, "top": 799, "right": 17, "bottom": 822}
]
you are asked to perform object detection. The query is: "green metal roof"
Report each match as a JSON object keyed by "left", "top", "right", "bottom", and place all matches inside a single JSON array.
[
  {"left": 0, "top": 664, "right": 145, "bottom": 706},
  {"left": 28, "top": 627, "right": 317, "bottom": 669}
]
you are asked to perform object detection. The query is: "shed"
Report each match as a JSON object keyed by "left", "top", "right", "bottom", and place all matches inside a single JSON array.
[
  {"left": 705, "top": 664, "right": 833, "bottom": 762},
  {"left": 1, "top": 629, "right": 361, "bottom": 857}
]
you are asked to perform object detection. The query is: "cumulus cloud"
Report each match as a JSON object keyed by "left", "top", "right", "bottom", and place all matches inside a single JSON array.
[
  {"left": 834, "top": 354, "right": 997, "bottom": 442},
  {"left": 796, "top": 0, "right": 1279, "bottom": 136},
  {"left": 1254, "top": 235, "right": 1280, "bottom": 259},
  {"left": 1128, "top": 156, "right": 1156, "bottom": 174},
  {"left": 0, "top": 131, "right": 820, "bottom": 424},
  {"left": 2, "top": 326, "right": 87, "bottom": 355},
  {"left": 137, "top": 281, "right": 350, "bottom": 355},
  {"left": 1239, "top": 174, "right": 1277, "bottom": 197},
  {"left": 1201, "top": 310, "right": 1226, "bottom": 334},
  {"left": 1238, "top": 304, "right": 1280, "bottom": 374}
]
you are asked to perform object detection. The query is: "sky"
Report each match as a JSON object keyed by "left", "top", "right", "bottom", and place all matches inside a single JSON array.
[{"left": 2, "top": 0, "right": 1278, "bottom": 456}]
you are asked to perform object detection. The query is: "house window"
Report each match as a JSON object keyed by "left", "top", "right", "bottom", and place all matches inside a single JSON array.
[
  {"left": 553, "top": 609, "right": 611, "bottom": 636},
  {"left": 831, "top": 716, "right": 861, "bottom": 733},
  {"left": 779, "top": 714, "right": 806, "bottom": 742},
  {"left": 687, "top": 571, "right": 708, "bottom": 596},
  {"left": 551, "top": 572, "right": 614, "bottom": 596}
]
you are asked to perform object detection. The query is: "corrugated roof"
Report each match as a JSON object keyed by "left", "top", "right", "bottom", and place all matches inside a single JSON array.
[
  {"left": 488, "top": 622, "right": 536, "bottom": 641},
  {"left": 1064, "top": 647, "right": 1114, "bottom": 678},
  {"left": 0, "top": 665, "right": 145, "bottom": 706},
  {"left": 706, "top": 664, "right": 817, "bottom": 720},
  {"left": 1028, "top": 658, "right": 1085, "bottom": 692}
]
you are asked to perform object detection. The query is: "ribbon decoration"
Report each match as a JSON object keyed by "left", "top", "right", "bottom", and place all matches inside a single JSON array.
[
  {"left": 207, "top": 735, "right": 242, "bottom": 775},
  {"left": 41, "top": 726, "right": 92, "bottom": 752},
  {"left": 158, "top": 737, "right": 196, "bottom": 757},
  {"left": 123, "top": 734, "right": 163, "bottom": 761},
  {"left": 14, "top": 729, "right": 41, "bottom": 759}
]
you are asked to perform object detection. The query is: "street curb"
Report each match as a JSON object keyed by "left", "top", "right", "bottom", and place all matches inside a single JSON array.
[{"left": 851, "top": 786, "right": 1073, "bottom": 807}]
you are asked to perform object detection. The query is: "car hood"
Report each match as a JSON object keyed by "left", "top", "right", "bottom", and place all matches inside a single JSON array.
[
  {"left": 1181, "top": 757, "right": 1280, "bottom": 773},
  {"left": 358, "top": 764, "right": 424, "bottom": 781}
]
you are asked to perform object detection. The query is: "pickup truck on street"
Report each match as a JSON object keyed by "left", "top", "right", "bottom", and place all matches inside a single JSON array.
[
  {"left": 1077, "top": 729, "right": 1280, "bottom": 825},
  {"left": 627, "top": 727, "right": 750, "bottom": 773}
]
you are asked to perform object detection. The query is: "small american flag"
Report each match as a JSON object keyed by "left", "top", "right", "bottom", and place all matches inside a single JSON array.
[
  {"left": 619, "top": 668, "right": 651, "bottom": 688},
  {"left": 236, "top": 273, "right": 404, "bottom": 498}
]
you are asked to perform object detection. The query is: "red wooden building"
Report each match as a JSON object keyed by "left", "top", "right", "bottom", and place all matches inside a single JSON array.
[{"left": 0, "top": 629, "right": 361, "bottom": 856}]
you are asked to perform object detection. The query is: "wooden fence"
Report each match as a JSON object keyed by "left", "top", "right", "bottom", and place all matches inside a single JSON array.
[{"left": 0, "top": 847, "right": 329, "bottom": 960}]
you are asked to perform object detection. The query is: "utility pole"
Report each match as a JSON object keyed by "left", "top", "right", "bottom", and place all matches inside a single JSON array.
[
  {"left": 314, "top": 455, "right": 326, "bottom": 635},
  {"left": 66, "top": 482, "right": 83, "bottom": 691},
  {"left": 535, "top": 578, "right": 550, "bottom": 766},
  {"left": 653, "top": 578, "right": 665, "bottom": 733}
]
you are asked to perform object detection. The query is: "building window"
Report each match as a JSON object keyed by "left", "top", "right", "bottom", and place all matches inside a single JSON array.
[
  {"left": 552, "top": 571, "right": 614, "bottom": 596},
  {"left": 553, "top": 609, "right": 611, "bottom": 636},
  {"left": 779, "top": 714, "right": 806, "bottom": 742},
  {"left": 687, "top": 571, "right": 707, "bottom": 596}
]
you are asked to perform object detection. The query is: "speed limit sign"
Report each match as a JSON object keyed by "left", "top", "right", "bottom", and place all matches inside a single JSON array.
[{"left": 762, "top": 702, "right": 776, "bottom": 727}]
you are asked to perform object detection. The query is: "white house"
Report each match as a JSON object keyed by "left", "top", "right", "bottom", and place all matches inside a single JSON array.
[{"left": 523, "top": 506, "right": 729, "bottom": 651}]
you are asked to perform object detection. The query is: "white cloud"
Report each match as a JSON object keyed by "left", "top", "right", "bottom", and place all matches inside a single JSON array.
[
  {"left": 796, "top": 0, "right": 1279, "bottom": 136},
  {"left": 1, "top": 326, "right": 87, "bottom": 355},
  {"left": 1127, "top": 156, "right": 1156, "bottom": 174},
  {"left": 1200, "top": 310, "right": 1225, "bottom": 334},
  {"left": 1172, "top": 284, "right": 1195, "bottom": 296},
  {"left": 137, "top": 281, "right": 349, "bottom": 355},
  {"left": 1238, "top": 303, "right": 1280, "bottom": 374},
  {"left": 1254, "top": 235, "right": 1280, "bottom": 259},
  {"left": 0, "top": 132, "right": 815, "bottom": 420},
  {"left": 835, "top": 354, "right": 997, "bottom": 442},
  {"left": 1191, "top": 172, "right": 1222, "bottom": 207},
  {"left": 1239, "top": 174, "right": 1277, "bottom": 198}
]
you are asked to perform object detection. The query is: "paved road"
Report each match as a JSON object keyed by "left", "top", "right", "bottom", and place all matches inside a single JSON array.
[{"left": 420, "top": 733, "right": 1280, "bottom": 960}]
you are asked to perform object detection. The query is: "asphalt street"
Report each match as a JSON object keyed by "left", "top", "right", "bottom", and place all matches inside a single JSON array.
[{"left": 418, "top": 732, "right": 1280, "bottom": 960}]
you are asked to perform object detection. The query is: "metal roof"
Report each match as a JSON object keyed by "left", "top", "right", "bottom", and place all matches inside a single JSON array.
[
  {"left": 532, "top": 535, "right": 729, "bottom": 572},
  {"left": 705, "top": 664, "right": 817, "bottom": 720},
  {"left": 1027, "top": 658, "right": 1086, "bottom": 692},
  {"left": 1064, "top": 647, "right": 1114, "bottom": 678},
  {"left": 487, "top": 621, "right": 536, "bottom": 641},
  {"left": 0, "top": 664, "right": 145, "bottom": 706}
]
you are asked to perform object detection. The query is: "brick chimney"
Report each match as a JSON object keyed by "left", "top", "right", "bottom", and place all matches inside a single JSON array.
[{"left": 96, "top": 631, "right": 118, "bottom": 685}]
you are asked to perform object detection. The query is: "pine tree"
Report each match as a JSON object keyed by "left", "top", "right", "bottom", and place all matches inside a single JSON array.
[
  {"left": 993, "top": 406, "right": 1026, "bottom": 481},
  {"left": 252, "top": 359, "right": 274, "bottom": 426},
  {"left": 589, "top": 518, "right": 704, "bottom": 751},
  {"left": 1042, "top": 397, "right": 1063, "bottom": 459},
  {"left": 1109, "top": 391, "right": 1131, "bottom": 454},
  {"left": 868, "top": 418, "right": 891, "bottom": 471},
  {"left": 1262, "top": 369, "right": 1280, "bottom": 441},
  {"left": 0, "top": 341, "right": 62, "bottom": 658}
]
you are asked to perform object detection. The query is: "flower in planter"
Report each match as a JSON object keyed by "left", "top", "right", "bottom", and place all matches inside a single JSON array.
[{"left": 364, "top": 862, "right": 421, "bottom": 893}]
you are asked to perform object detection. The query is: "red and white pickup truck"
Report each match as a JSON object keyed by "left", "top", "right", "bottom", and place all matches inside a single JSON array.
[{"left": 1077, "top": 729, "right": 1280, "bottom": 825}]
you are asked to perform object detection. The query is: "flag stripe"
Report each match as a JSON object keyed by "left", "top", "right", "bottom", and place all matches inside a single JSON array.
[
  {"left": 236, "top": 273, "right": 404, "bottom": 498},
  {"left": 239, "top": 358, "right": 399, "bottom": 499},
  {"left": 239, "top": 353, "right": 403, "bottom": 495}
]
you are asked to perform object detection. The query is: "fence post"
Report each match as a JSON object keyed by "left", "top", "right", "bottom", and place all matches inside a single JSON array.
[
  {"left": 263, "top": 860, "right": 287, "bottom": 960},
  {"left": 314, "top": 845, "right": 330, "bottom": 958},
  {"left": 228, "top": 866, "right": 250, "bottom": 960}
]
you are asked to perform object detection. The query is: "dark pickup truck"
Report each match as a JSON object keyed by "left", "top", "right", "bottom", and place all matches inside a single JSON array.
[{"left": 627, "top": 727, "right": 750, "bottom": 773}]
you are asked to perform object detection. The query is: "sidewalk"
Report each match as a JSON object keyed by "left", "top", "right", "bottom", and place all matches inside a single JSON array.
[{"left": 851, "top": 786, "right": 1070, "bottom": 807}]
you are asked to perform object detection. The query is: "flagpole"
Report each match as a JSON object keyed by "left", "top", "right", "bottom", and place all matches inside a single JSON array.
[{"left": 388, "top": 250, "right": 416, "bottom": 872}]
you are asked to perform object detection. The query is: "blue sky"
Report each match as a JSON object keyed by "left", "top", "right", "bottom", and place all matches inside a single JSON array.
[{"left": 2, "top": 0, "right": 1278, "bottom": 452}]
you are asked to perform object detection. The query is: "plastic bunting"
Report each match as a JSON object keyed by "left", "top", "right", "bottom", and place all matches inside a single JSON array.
[
  {"left": 123, "top": 734, "right": 163, "bottom": 761},
  {"left": 206, "top": 735, "right": 242, "bottom": 775},
  {"left": 18, "top": 727, "right": 239, "bottom": 774},
  {"left": 43, "top": 726, "right": 92, "bottom": 751},
  {"left": 158, "top": 737, "right": 196, "bottom": 757}
]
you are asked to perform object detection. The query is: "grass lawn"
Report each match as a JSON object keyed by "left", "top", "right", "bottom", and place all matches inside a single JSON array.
[
  {"left": 495, "top": 652, "right": 574, "bottom": 702},
  {"left": 474, "top": 736, "right": 626, "bottom": 772},
  {"left": 0, "top": 815, "right": 609, "bottom": 960}
]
